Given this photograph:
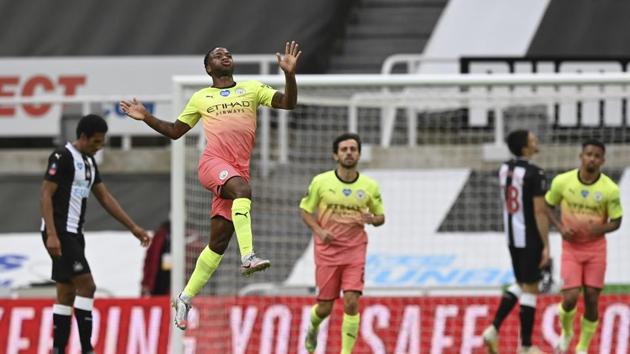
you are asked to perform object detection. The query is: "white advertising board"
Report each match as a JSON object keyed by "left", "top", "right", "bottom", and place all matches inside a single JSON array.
[
  {"left": 0, "top": 231, "right": 147, "bottom": 297},
  {"left": 0, "top": 56, "right": 204, "bottom": 136}
]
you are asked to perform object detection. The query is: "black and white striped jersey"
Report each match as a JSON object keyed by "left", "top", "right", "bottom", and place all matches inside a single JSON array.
[
  {"left": 499, "top": 158, "right": 547, "bottom": 248},
  {"left": 41, "top": 142, "right": 101, "bottom": 234}
]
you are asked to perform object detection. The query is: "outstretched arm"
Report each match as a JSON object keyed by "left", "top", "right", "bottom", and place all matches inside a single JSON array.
[
  {"left": 92, "top": 183, "right": 150, "bottom": 246},
  {"left": 272, "top": 41, "right": 301, "bottom": 110},
  {"left": 119, "top": 98, "right": 191, "bottom": 139}
]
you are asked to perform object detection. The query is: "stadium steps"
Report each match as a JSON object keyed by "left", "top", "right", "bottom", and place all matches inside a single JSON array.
[{"left": 328, "top": 0, "right": 447, "bottom": 73}]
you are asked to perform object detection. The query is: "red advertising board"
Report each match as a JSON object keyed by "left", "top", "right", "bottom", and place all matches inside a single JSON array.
[
  {"left": 0, "top": 297, "right": 170, "bottom": 354},
  {"left": 1, "top": 295, "right": 629, "bottom": 353}
]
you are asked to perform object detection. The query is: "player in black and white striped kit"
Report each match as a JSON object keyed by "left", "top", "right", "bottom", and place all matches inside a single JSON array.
[
  {"left": 483, "top": 130, "right": 550, "bottom": 354},
  {"left": 40, "top": 114, "right": 150, "bottom": 354}
]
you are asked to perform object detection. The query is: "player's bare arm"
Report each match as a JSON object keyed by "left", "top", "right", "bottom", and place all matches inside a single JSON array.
[
  {"left": 40, "top": 180, "right": 62, "bottom": 257},
  {"left": 362, "top": 212, "right": 385, "bottom": 227},
  {"left": 92, "top": 183, "right": 150, "bottom": 247},
  {"left": 545, "top": 202, "right": 576, "bottom": 240},
  {"left": 300, "top": 209, "right": 334, "bottom": 244},
  {"left": 588, "top": 217, "right": 622, "bottom": 236},
  {"left": 533, "top": 197, "right": 550, "bottom": 267},
  {"left": 119, "top": 98, "right": 191, "bottom": 139},
  {"left": 272, "top": 41, "right": 301, "bottom": 110}
]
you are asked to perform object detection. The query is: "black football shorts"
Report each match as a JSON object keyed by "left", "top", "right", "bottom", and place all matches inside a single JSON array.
[{"left": 41, "top": 231, "right": 91, "bottom": 283}]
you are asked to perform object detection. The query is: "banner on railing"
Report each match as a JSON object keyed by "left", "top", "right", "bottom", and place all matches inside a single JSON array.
[{"left": 1, "top": 295, "right": 629, "bottom": 353}]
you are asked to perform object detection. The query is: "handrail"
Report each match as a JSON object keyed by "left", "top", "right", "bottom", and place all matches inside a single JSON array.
[{"left": 380, "top": 54, "right": 456, "bottom": 74}]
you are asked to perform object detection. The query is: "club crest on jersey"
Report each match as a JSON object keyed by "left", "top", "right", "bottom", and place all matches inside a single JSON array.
[
  {"left": 73, "top": 261, "right": 83, "bottom": 272},
  {"left": 75, "top": 162, "right": 84, "bottom": 170},
  {"left": 594, "top": 192, "right": 603, "bottom": 201},
  {"left": 220, "top": 89, "right": 230, "bottom": 97},
  {"left": 356, "top": 189, "right": 366, "bottom": 200},
  {"left": 219, "top": 170, "right": 229, "bottom": 180},
  {"left": 343, "top": 188, "right": 352, "bottom": 197},
  {"left": 235, "top": 88, "right": 246, "bottom": 95},
  {"left": 48, "top": 163, "right": 57, "bottom": 175},
  {"left": 581, "top": 190, "right": 589, "bottom": 198}
]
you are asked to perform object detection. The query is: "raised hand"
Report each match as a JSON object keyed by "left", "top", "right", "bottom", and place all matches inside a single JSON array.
[
  {"left": 120, "top": 98, "right": 150, "bottom": 121},
  {"left": 276, "top": 41, "right": 301, "bottom": 75}
]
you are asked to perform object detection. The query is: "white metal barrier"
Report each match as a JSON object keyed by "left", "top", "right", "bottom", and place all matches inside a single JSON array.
[{"left": 380, "top": 54, "right": 456, "bottom": 74}]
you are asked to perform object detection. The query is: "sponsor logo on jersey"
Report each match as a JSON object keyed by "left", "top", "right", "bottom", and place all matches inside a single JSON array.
[
  {"left": 73, "top": 261, "right": 83, "bottom": 272},
  {"left": 220, "top": 89, "right": 230, "bottom": 97},
  {"left": 206, "top": 100, "right": 252, "bottom": 114},
  {"left": 75, "top": 162, "right": 84, "bottom": 170},
  {"left": 581, "top": 190, "right": 589, "bottom": 198},
  {"left": 343, "top": 188, "right": 352, "bottom": 197}
]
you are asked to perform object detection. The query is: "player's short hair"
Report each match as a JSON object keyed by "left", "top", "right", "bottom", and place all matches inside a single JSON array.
[
  {"left": 505, "top": 130, "right": 529, "bottom": 157},
  {"left": 76, "top": 114, "right": 108, "bottom": 139},
  {"left": 203, "top": 49, "right": 213, "bottom": 69},
  {"left": 333, "top": 133, "right": 362, "bottom": 153},
  {"left": 582, "top": 139, "right": 606, "bottom": 153}
]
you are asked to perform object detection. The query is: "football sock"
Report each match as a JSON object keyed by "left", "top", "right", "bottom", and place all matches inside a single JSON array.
[
  {"left": 519, "top": 293, "right": 537, "bottom": 347},
  {"left": 232, "top": 198, "right": 253, "bottom": 258},
  {"left": 52, "top": 304, "right": 72, "bottom": 353},
  {"left": 558, "top": 302, "right": 577, "bottom": 337},
  {"left": 492, "top": 283, "right": 521, "bottom": 330},
  {"left": 576, "top": 316, "right": 598, "bottom": 352},
  {"left": 182, "top": 246, "right": 223, "bottom": 297},
  {"left": 310, "top": 304, "right": 327, "bottom": 329},
  {"left": 74, "top": 296, "right": 94, "bottom": 353},
  {"left": 341, "top": 313, "right": 360, "bottom": 354}
]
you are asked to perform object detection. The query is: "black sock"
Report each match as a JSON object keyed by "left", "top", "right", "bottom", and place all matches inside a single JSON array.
[
  {"left": 74, "top": 308, "right": 93, "bottom": 352},
  {"left": 519, "top": 304, "right": 536, "bottom": 347},
  {"left": 52, "top": 304, "right": 72, "bottom": 353},
  {"left": 492, "top": 291, "right": 518, "bottom": 330},
  {"left": 74, "top": 296, "right": 94, "bottom": 353}
]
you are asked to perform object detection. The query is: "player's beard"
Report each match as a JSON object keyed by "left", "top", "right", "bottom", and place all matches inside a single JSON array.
[
  {"left": 585, "top": 164, "right": 598, "bottom": 174},
  {"left": 340, "top": 158, "right": 357, "bottom": 169},
  {"left": 213, "top": 66, "right": 234, "bottom": 78}
]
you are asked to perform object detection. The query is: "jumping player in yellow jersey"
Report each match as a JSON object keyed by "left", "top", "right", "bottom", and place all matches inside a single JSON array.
[
  {"left": 545, "top": 140, "right": 622, "bottom": 354},
  {"left": 300, "top": 133, "right": 385, "bottom": 354},
  {"left": 120, "top": 41, "right": 301, "bottom": 330}
]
